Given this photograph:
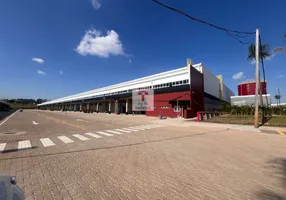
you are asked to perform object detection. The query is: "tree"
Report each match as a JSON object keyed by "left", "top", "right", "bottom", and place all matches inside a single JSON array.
[
  {"left": 274, "top": 95, "right": 281, "bottom": 106},
  {"left": 247, "top": 43, "right": 271, "bottom": 61}
]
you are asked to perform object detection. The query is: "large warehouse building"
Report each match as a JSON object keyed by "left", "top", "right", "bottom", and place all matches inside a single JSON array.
[{"left": 38, "top": 59, "right": 234, "bottom": 118}]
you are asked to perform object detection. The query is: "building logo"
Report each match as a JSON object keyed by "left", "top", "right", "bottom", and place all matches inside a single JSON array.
[{"left": 132, "top": 89, "right": 154, "bottom": 111}]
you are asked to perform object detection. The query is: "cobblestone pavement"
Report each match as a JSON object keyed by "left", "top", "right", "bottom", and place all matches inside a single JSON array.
[{"left": 0, "top": 110, "right": 286, "bottom": 199}]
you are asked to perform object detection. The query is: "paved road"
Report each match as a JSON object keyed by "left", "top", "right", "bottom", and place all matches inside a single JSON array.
[{"left": 0, "top": 110, "right": 285, "bottom": 200}]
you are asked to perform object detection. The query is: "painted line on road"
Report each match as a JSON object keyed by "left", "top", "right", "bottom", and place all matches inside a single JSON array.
[
  {"left": 18, "top": 140, "right": 31, "bottom": 150},
  {"left": 122, "top": 128, "right": 139, "bottom": 132},
  {"left": 96, "top": 131, "right": 113, "bottom": 137},
  {"left": 0, "top": 143, "right": 6, "bottom": 152},
  {"left": 114, "top": 129, "right": 131, "bottom": 133},
  {"left": 85, "top": 132, "right": 102, "bottom": 138},
  {"left": 32, "top": 121, "right": 39, "bottom": 125},
  {"left": 106, "top": 130, "right": 122, "bottom": 135},
  {"left": 138, "top": 126, "right": 152, "bottom": 129},
  {"left": 0, "top": 110, "right": 19, "bottom": 126},
  {"left": 277, "top": 130, "right": 285, "bottom": 136},
  {"left": 36, "top": 113, "right": 87, "bottom": 131},
  {"left": 130, "top": 127, "right": 146, "bottom": 130},
  {"left": 40, "top": 138, "right": 55, "bottom": 147},
  {"left": 72, "top": 134, "right": 90, "bottom": 141},
  {"left": 58, "top": 136, "right": 74, "bottom": 144}
]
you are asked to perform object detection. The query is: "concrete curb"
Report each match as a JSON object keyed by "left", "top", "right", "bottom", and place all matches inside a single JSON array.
[{"left": 152, "top": 119, "right": 262, "bottom": 133}]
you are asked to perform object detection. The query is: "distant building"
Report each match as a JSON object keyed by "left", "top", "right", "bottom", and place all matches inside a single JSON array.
[
  {"left": 238, "top": 80, "right": 267, "bottom": 96},
  {"left": 271, "top": 103, "right": 286, "bottom": 107},
  {"left": 231, "top": 94, "right": 271, "bottom": 106},
  {"left": 231, "top": 80, "right": 270, "bottom": 106}
]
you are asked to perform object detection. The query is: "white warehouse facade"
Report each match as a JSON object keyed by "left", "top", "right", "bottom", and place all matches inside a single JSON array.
[{"left": 38, "top": 59, "right": 234, "bottom": 118}]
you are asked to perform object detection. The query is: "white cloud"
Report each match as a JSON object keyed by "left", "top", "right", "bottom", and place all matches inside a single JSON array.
[
  {"left": 250, "top": 59, "right": 256, "bottom": 65},
  {"left": 75, "top": 29, "right": 127, "bottom": 58},
  {"left": 278, "top": 74, "right": 284, "bottom": 78},
  {"left": 266, "top": 54, "right": 275, "bottom": 61},
  {"left": 232, "top": 72, "right": 244, "bottom": 80},
  {"left": 32, "top": 58, "right": 44, "bottom": 64},
  {"left": 250, "top": 54, "right": 275, "bottom": 64},
  {"left": 37, "top": 69, "right": 46, "bottom": 75},
  {"left": 59, "top": 71, "right": 64, "bottom": 75},
  {"left": 91, "top": 0, "right": 101, "bottom": 10},
  {"left": 128, "top": 59, "right": 132, "bottom": 64}
]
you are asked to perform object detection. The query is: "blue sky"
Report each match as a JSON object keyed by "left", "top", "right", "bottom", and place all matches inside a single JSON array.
[{"left": 0, "top": 0, "right": 285, "bottom": 103}]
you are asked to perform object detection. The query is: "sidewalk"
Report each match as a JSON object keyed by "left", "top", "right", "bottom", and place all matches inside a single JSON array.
[{"left": 152, "top": 118, "right": 281, "bottom": 133}]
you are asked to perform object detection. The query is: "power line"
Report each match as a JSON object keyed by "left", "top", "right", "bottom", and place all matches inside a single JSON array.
[{"left": 152, "top": 0, "right": 255, "bottom": 44}]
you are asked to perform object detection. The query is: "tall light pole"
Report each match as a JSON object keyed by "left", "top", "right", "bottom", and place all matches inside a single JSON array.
[{"left": 254, "top": 29, "right": 260, "bottom": 128}]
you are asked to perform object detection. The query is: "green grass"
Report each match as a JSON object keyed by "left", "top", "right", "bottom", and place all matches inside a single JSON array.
[
  {"left": 206, "top": 115, "right": 286, "bottom": 127},
  {"left": 8, "top": 103, "right": 37, "bottom": 109},
  {"left": 264, "top": 116, "right": 286, "bottom": 126},
  {"left": 207, "top": 115, "right": 258, "bottom": 125}
]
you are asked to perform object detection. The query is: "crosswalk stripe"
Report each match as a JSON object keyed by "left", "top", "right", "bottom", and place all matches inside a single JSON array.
[
  {"left": 0, "top": 143, "right": 6, "bottom": 152},
  {"left": 122, "top": 128, "right": 139, "bottom": 132},
  {"left": 72, "top": 134, "right": 90, "bottom": 141},
  {"left": 114, "top": 129, "right": 131, "bottom": 133},
  {"left": 130, "top": 127, "right": 146, "bottom": 130},
  {"left": 58, "top": 136, "right": 74, "bottom": 144},
  {"left": 85, "top": 132, "right": 102, "bottom": 138},
  {"left": 106, "top": 130, "right": 122, "bottom": 135},
  {"left": 18, "top": 140, "right": 31, "bottom": 150},
  {"left": 97, "top": 131, "right": 113, "bottom": 136},
  {"left": 142, "top": 126, "right": 153, "bottom": 129},
  {"left": 40, "top": 138, "right": 55, "bottom": 147}
]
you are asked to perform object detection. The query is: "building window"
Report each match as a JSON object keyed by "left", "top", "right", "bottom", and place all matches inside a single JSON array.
[
  {"left": 183, "top": 80, "right": 187, "bottom": 84},
  {"left": 174, "top": 106, "right": 180, "bottom": 112}
]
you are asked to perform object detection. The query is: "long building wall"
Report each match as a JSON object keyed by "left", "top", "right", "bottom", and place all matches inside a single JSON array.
[{"left": 38, "top": 60, "right": 234, "bottom": 118}]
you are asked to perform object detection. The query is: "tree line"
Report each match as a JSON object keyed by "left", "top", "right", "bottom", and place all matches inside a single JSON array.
[{"left": 1, "top": 98, "right": 48, "bottom": 105}]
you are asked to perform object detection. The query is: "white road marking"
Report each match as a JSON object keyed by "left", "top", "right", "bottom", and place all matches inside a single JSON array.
[
  {"left": 18, "top": 140, "right": 31, "bottom": 150},
  {"left": 58, "top": 136, "right": 74, "bottom": 144},
  {"left": 76, "top": 119, "right": 88, "bottom": 122},
  {"left": 32, "top": 121, "right": 39, "bottom": 125},
  {"left": 72, "top": 134, "right": 90, "bottom": 141},
  {"left": 40, "top": 138, "right": 55, "bottom": 147},
  {"left": 85, "top": 132, "right": 102, "bottom": 138},
  {"left": 114, "top": 129, "right": 131, "bottom": 133},
  {"left": 0, "top": 143, "right": 6, "bottom": 152},
  {"left": 96, "top": 131, "right": 113, "bottom": 136},
  {"left": 122, "top": 128, "right": 139, "bottom": 132},
  {"left": 106, "top": 130, "right": 122, "bottom": 135},
  {"left": 135, "top": 126, "right": 153, "bottom": 130},
  {"left": 0, "top": 110, "right": 19, "bottom": 126},
  {"left": 130, "top": 127, "right": 146, "bottom": 130}
]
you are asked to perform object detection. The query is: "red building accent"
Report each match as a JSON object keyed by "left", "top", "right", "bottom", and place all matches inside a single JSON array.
[
  {"left": 146, "top": 91, "right": 191, "bottom": 118},
  {"left": 238, "top": 81, "right": 267, "bottom": 96},
  {"left": 146, "top": 66, "right": 204, "bottom": 119}
]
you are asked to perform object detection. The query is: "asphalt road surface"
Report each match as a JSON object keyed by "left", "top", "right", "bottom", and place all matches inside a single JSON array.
[{"left": 0, "top": 110, "right": 285, "bottom": 200}]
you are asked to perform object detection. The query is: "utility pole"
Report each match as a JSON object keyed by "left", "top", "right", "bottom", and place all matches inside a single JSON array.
[{"left": 254, "top": 29, "right": 260, "bottom": 128}]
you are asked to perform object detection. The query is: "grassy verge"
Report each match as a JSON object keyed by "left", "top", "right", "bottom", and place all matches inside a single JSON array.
[
  {"left": 8, "top": 103, "right": 37, "bottom": 109},
  {"left": 264, "top": 116, "right": 286, "bottom": 127},
  {"left": 206, "top": 114, "right": 286, "bottom": 127}
]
